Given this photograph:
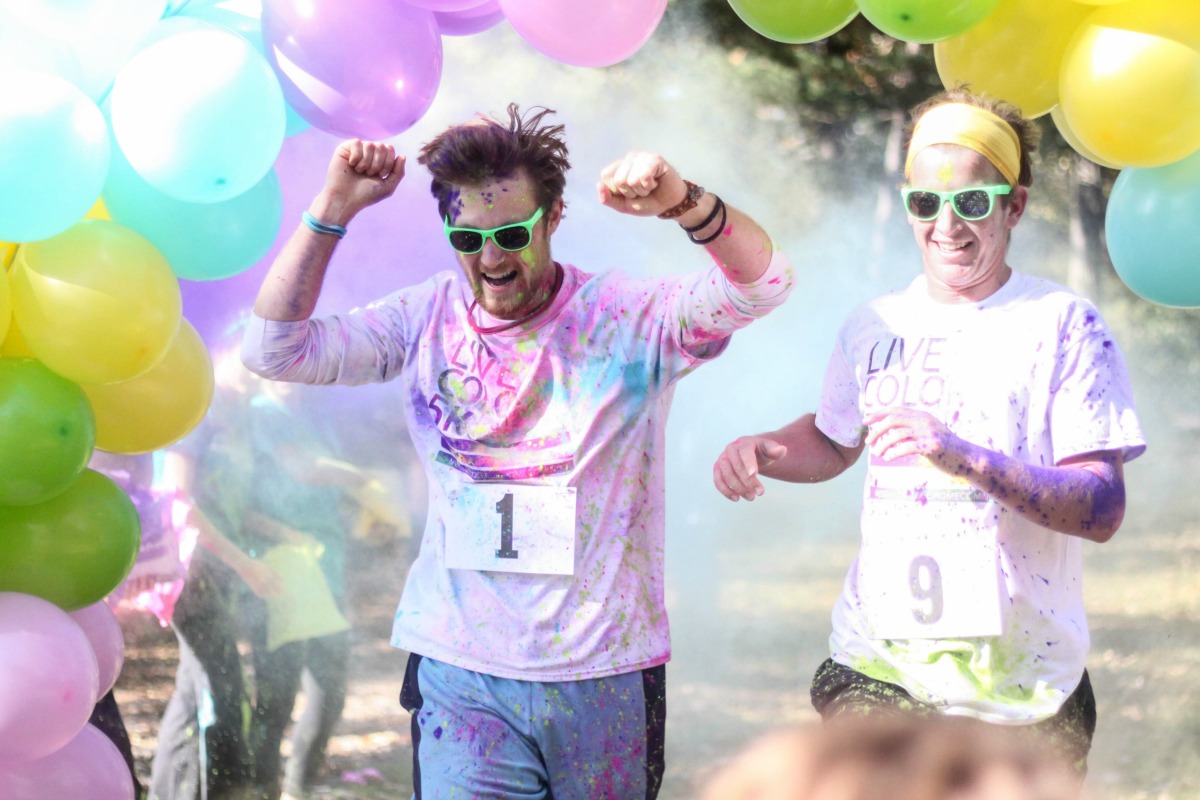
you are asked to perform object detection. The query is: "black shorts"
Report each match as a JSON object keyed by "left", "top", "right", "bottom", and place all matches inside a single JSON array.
[{"left": 809, "top": 658, "right": 1097, "bottom": 772}]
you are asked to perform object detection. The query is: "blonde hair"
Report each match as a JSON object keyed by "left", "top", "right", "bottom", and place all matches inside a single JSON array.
[{"left": 905, "top": 88, "right": 1039, "bottom": 187}]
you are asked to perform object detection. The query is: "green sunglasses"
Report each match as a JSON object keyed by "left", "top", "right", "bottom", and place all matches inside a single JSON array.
[
  {"left": 443, "top": 207, "right": 545, "bottom": 254},
  {"left": 901, "top": 184, "right": 1012, "bottom": 221}
]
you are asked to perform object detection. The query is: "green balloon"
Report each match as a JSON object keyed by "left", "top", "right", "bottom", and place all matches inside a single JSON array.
[
  {"left": 727, "top": 0, "right": 858, "bottom": 44},
  {"left": 0, "top": 469, "right": 140, "bottom": 610},
  {"left": 856, "top": 0, "right": 1001, "bottom": 44},
  {"left": 0, "top": 357, "right": 96, "bottom": 505}
]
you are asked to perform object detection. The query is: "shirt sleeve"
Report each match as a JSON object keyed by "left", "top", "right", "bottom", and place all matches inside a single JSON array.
[
  {"left": 667, "top": 245, "right": 796, "bottom": 356},
  {"left": 1049, "top": 303, "right": 1147, "bottom": 464},
  {"left": 241, "top": 293, "right": 411, "bottom": 387},
  {"left": 815, "top": 333, "right": 867, "bottom": 449}
]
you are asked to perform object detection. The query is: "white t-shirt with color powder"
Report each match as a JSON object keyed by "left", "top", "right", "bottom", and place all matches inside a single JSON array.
[
  {"left": 243, "top": 253, "right": 794, "bottom": 681},
  {"left": 816, "top": 271, "right": 1146, "bottom": 723}
]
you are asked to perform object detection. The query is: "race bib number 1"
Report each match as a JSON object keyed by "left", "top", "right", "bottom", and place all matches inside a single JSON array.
[{"left": 443, "top": 484, "right": 577, "bottom": 575}]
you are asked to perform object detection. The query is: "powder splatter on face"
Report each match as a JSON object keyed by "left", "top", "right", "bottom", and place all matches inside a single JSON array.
[{"left": 936, "top": 160, "right": 954, "bottom": 185}]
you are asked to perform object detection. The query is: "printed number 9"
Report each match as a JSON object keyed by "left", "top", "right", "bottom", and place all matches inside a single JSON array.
[{"left": 909, "top": 555, "right": 943, "bottom": 625}]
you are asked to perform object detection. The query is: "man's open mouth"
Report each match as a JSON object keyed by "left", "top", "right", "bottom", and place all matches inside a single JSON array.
[{"left": 482, "top": 270, "right": 518, "bottom": 287}]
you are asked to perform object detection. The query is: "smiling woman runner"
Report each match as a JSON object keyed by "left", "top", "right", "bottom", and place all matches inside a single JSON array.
[{"left": 712, "top": 87, "right": 1146, "bottom": 774}]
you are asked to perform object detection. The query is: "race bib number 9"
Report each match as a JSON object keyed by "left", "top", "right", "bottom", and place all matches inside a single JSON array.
[
  {"left": 859, "top": 533, "right": 1002, "bottom": 640},
  {"left": 443, "top": 484, "right": 578, "bottom": 575}
]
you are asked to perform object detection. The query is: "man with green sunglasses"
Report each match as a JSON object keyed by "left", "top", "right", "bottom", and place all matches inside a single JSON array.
[
  {"left": 714, "top": 88, "right": 1145, "bottom": 774},
  {"left": 242, "top": 103, "right": 795, "bottom": 799}
]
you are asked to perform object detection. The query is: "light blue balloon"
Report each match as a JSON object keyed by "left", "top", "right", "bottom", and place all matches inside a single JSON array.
[
  {"left": 0, "top": 71, "right": 110, "bottom": 243},
  {"left": 109, "top": 26, "right": 285, "bottom": 203},
  {"left": 102, "top": 141, "right": 282, "bottom": 281},
  {"left": 175, "top": 1, "right": 310, "bottom": 137},
  {"left": 1106, "top": 149, "right": 1200, "bottom": 308}
]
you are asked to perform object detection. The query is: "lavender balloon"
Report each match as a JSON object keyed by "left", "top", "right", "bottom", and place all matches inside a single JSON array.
[
  {"left": 407, "top": 0, "right": 488, "bottom": 10},
  {"left": 435, "top": 0, "right": 506, "bottom": 36},
  {"left": 262, "top": 0, "right": 443, "bottom": 139}
]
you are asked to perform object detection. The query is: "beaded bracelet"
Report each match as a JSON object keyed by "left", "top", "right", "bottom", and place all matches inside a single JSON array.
[
  {"left": 302, "top": 211, "right": 347, "bottom": 238},
  {"left": 657, "top": 180, "right": 704, "bottom": 220}
]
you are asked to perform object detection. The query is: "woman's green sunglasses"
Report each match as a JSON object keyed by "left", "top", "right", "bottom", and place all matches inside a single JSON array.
[{"left": 901, "top": 184, "right": 1012, "bottom": 221}]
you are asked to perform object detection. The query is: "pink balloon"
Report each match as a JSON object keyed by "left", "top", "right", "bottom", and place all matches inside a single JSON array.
[
  {"left": 69, "top": 602, "right": 126, "bottom": 697},
  {"left": 0, "top": 593, "right": 99, "bottom": 761},
  {"left": 0, "top": 723, "right": 135, "bottom": 800},
  {"left": 262, "top": 0, "right": 443, "bottom": 139},
  {"left": 435, "top": 0, "right": 505, "bottom": 36},
  {"left": 497, "top": 0, "right": 667, "bottom": 67}
]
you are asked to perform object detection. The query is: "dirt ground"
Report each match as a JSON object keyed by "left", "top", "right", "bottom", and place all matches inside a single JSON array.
[{"left": 116, "top": 515, "right": 1200, "bottom": 800}]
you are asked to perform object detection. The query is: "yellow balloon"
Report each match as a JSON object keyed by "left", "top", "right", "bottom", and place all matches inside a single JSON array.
[
  {"left": 935, "top": 0, "right": 1091, "bottom": 119},
  {"left": 84, "top": 319, "right": 214, "bottom": 454},
  {"left": 1049, "top": 104, "right": 1122, "bottom": 169},
  {"left": 0, "top": 265, "right": 10, "bottom": 346},
  {"left": 1, "top": 241, "right": 16, "bottom": 271},
  {"left": 11, "top": 219, "right": 182, "bottom": 385},
  {"left": 1059, "top": 0, "right": 1200, "bottom": 167},
  {"left": 84, "top": 198, "right": 110, "bottom": 221},
  {"left": 0, "top": 316, "right": 34, "bottom": 357}
]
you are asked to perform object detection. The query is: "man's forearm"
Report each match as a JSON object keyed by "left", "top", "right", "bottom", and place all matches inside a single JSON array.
[
  {"left": 933, "top": 444, "right": 1126, "bottom": 542},
  {"left": 674, "top": 196, "right": 774, "bottom": 285},
  {"left": 253, "top": 223, "right": 340, "bottom": 321},
  {"left": 759, "top": 414, "right": 863, "bottom": 484}
]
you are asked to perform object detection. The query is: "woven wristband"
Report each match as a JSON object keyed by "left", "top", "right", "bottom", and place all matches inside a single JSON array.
[
  {"left": 657, "top": 180, "right": 704, "bottom": 220},
  {"left": 302, "top": 211, "right": 347, "bottom": 238}
]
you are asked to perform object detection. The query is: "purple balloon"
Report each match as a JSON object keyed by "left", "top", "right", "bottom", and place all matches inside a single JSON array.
[
  {"left": 0, "top": 723, "right": 135, "bottom": 800},
  {"left": 69, "top": 602, "right": 125, "bottom": 697},
  {"left": 407, "top": 0, "right": 487, "bottom": 10},
  {"left": 0, "top": 593, "right": 99, "bottom": 761},
  {"left": 262, "top": 0, "right": 443, "bottom": 139},
  {"left": 435, "top": 0, "right": 505, "bottom": 36}
]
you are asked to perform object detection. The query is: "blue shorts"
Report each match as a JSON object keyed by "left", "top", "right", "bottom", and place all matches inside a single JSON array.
[{"left": 399, "top": 654, "right": 666, "bottom": 799}]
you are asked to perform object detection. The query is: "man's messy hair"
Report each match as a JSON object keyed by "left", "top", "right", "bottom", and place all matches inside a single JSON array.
[{"left": 418, "top": 103, "right": 571, "bottom": 221}]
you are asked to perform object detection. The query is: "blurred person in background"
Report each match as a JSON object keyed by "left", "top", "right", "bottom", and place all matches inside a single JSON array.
[
  {"left": 148, "top": 368, "right": 283, "bottom": 800},
  {"left": 234, "top": 373, "right": 376, "bottom": 800}
]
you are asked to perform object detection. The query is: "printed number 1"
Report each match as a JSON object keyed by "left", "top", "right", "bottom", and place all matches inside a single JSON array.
[
  {"left": 495, "top": 492, "right": 519, "bottom": 559},
  {"left": 909, "top": 555, "right": 944, "bottom": 625}
]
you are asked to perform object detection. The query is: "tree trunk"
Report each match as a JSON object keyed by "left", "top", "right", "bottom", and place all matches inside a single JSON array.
[
  {"left": 1066, "top": 153, "right": 1108, "bottom": 303},
  {"left": 870, "top": 110, "right": 905, "bottom": 281}
]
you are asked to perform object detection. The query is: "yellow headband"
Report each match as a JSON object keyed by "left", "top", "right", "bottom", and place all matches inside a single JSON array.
[{"left": 904, "top": 103, "right": 1021, "bottom": 187}]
